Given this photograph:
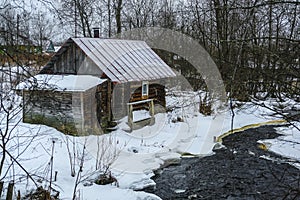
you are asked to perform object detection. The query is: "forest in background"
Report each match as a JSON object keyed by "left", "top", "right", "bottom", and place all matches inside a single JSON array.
[{"left": 0, "top": 0, "right": 299, "bottom": 119}]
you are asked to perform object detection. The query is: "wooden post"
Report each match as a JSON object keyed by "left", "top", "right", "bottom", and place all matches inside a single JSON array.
[
  {"left": 120, "top": 84, "right": 125, "bottom": 117},
  {"left": 0, "top": 181, "right": 3, "bottom": 197},
  {"left": 80, "top": 92, "right": 85, "bottom": 134},
  {"left": 124, "top": 83, "right": 131, "bottom": 115},
  {"left": 6, "top": 181, "right": 14, "bottom": 200},
  {"left": 128, "top": 104, "right": 133, "bottom": 129},
  {"left": 107, "top": 81, "right": 112, "bottom": 122},
  {"left": 149, "top": 99, "right": 154, "bottom": 117},
  {"left": 149, "top": 99, "right": 155, "bottom": 126},
  {"left": 17, "top": 190, "right": 21, "bottom": 200}
]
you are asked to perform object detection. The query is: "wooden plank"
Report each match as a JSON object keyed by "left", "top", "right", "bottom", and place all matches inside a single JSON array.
[
  {"left": 107, "top": 80, "right": 112, "bottom": 122},
  {"left": 127, "top": 98, "right": 154, "bottom": 105},
  {"left": 128, "top": 104, "right": 133, "bottom": 128},
  {"left": 80, "top": 92, "right": 84, "bottom": 132}
]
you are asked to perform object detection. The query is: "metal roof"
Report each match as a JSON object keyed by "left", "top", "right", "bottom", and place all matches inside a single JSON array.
[{"left": 71, "top": 38, "right": 176, "bottom": 83}]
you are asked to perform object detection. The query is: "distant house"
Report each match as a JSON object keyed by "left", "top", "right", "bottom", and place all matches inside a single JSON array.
[
  {"left": 45, "top": 40, "right": 60, "bottom": 54},
  {"left": 45, "top": 40, "right": 55, "bottom": 53},
  {"left": 19, "top": 37, "right": 176, "bottom": 135}
]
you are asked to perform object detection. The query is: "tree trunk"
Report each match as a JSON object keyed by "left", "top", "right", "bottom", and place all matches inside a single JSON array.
[
  {"left": 108, "top": 0, "right": 111, "bottom": 37},
  {"left": 115, "top": 0, "right": 122, "bottom": 34}
]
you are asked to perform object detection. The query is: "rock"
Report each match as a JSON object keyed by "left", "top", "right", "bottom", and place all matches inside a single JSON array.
[
  {"left": 177, "top": 116, "right": 184, "bottom": 122},
  {"left": 130, "top": 178, "right": 156, "bottom": 191},
  {"left": 128, "top": 147, "right": 139, "bottom": 153},
  {"left": 248, "top": 150, "right": 255, "bottom": 156},
  {"left": 213, "top": 142, "right": 227, "bottom": 151},
  {"left": 188, "top": 194, "right": 198, "bottom": 199},
  {"left": 174, "top": 189, "right": 186, "bottom": 194},
  {"left": 82, "top": 181, "right": 93, "bottom": 187}
]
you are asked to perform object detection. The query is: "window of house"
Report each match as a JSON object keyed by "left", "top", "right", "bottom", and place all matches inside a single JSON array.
[{"left": 142, "top": 81, "right": 149, "bottom": 97}]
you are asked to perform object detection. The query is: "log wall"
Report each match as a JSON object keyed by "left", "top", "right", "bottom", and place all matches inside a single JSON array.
[
  {"left": 23, "top": 90, "right": 77, "bottom": 134},
  {"left": 23, "top": 87, "right": 102, "bottom": 135},
  {"left": 111, "top": 80, "right": 167, "bottom": 120},
  {"left": 96, "top": 81, "right": 110, "bottom": 129}
]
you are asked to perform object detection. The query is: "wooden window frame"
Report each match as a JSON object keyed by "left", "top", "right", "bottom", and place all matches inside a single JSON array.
[{"left": 142, "top": 81, "right": 149, "bottom": 98}]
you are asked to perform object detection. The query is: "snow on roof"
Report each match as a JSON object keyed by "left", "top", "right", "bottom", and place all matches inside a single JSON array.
[
  {"left": 17, "top": 74, "right": 106, "bottom": 92},
  {"left": 54, "top": 46, "right": 61, "bottom": 52}
]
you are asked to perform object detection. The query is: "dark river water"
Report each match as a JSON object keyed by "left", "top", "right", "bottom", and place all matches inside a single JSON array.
[{"left": 144, "top": 125, "right": 300, "bottom": 200}]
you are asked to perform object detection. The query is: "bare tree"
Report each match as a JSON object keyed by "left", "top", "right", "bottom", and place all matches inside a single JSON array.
[
  {"left": 53, "top": 0, "right": 96, "bottom": 37},
  {"left": 122, "top": 0, "right": 158, "bottom": 28},
  {"left": 0, "top": 2, "right": 55, "bottom": 196},
  {"left": 30, "top": 11, "right": 56, "bottom": 51}
]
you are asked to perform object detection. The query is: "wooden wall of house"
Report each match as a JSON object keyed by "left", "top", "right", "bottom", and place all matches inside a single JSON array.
[
  {"left": 23, "top": 88, "right": 101, "bottom": 135},
  {"left": 81, "top": 87, "right": 102, "bottom": 134},
  {"left": 111, "top": 82, "right": 130, "bottom": 120},
  {"left": 129, "top": 82, "right": 166, "bottom": 107},
  {"left": 23, "top": 90, "right": 77, "bottom": 134},
  {"left": 52, "top": 43, "right": 78, "bottom": 74},
  {"left": 51, "top": 43, "right": 102, "bottom": 76},
  {"left": 64, "top": 91, "right": 98, "bottom": 134},
  {"left": 96, "top": 81, "right": 111, "bottom": 129},
  {"left": 110, "top": 80, "right": 167, "bottom": 120}
]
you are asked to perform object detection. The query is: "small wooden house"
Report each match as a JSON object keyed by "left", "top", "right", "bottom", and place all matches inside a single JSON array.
[{"left": 20, "top": 37, "right": 176, "bottom": 135}]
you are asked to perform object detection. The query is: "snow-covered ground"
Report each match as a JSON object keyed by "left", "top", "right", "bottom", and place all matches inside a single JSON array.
[
  {"left": 0, "top": 89, "right": 299, "bottom": 199},
  {"left": 259, "top": 123, "right": 300, "bottom": 169}
]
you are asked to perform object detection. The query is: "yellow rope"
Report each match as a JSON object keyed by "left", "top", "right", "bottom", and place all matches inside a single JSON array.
[{"left": 216, "top": 119, "right": 287, "bottom": 143}]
